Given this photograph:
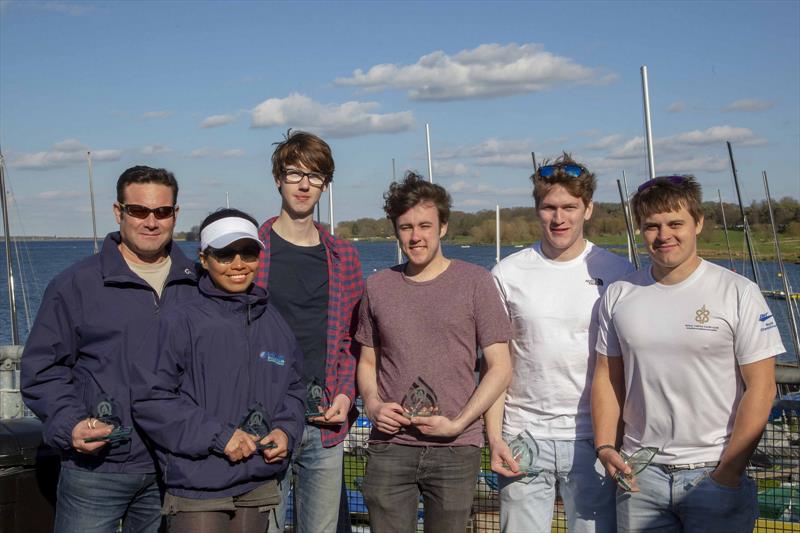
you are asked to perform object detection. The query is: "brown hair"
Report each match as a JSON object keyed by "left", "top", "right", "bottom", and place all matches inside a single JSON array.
[
  {"left": 271, "top": 129, "right": 334, "bottom": 184},
  {"left": 531, "top": 153, "right": 596, "bottom": 208},
  {"left": 631, "top": 175, "right": 703, "bottom": 226},
  {"left": 116, "top": 166, "right": 178, "bottom": 204},
  {"left": 383, "top": 171, "right": 452, "bottom": 228}
]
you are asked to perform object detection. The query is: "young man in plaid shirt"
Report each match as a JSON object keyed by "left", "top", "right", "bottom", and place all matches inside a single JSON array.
[{"left": 256, "top": 130, "right": 364, "bottom": 533}]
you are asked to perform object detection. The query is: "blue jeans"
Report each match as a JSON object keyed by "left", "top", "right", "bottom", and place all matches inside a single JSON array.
[
  {"left": 362, "top": 442, "right": 482, "bottom": 533},
  {"left": 617, "top": 464, "right": 758, "bottom": 532},
  {"left": 54, "top": 467, "right": 161, "bottom": 533},
  {"left": 274, "top": 425, "right": 344, "bottom": 533},
  {"left": 499, "top": 438, "right": 616, "bottom": 533}
]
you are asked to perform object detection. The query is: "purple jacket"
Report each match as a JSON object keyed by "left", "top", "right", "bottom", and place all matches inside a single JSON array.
[
  {"left": 21, "top": 232, "right": 198, "bottom": 473},
  {"left": 131, "top": 275, "right": 305, "bottom": 499}
]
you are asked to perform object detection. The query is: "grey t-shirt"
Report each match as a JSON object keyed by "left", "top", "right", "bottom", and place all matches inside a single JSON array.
[
  {"left": 356, "top": 259, "right": 511, "bottom": 447},
  {"left": 126, "top": 256, "right": 172, "bottom": 298}
]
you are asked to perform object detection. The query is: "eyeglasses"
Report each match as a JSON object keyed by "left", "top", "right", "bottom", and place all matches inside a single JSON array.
[
  {"left": 206, "top": 243, "right": 262, "bottom": 264},
  {"left": 637, "top": 175, "right": 690, "bottom": 193},
  {"left": 537, "top": 164, "right": 585, "bottom": 179},
  {"left": 118, "top": 203, "right": 176, "bottom": 220},
  {"left": 282, "top": 168, "right": 327, "bottom": 188}
]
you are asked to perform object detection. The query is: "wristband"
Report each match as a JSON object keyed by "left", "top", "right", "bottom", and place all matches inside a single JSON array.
[{"left": 595, "top": 444, "right": 616, "bottom": 457}]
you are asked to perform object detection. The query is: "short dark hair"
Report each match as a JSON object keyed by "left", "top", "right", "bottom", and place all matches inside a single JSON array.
[
  {"left": 116, "top": 166, "right": 178, "bottom": 204},
  {"left": 271, "top": 130, "right": 334, "bottom": 185},
  {"left": 631, "top": 175, "right": 703, "bottom": 226},
  {"left": 531, "top": 153, "right": 596, "bottom": 208},
  {"left": 383, "top": 171, "right": 452, "bottom": 228},
  {"left": 199, "top": 208, "right": 259, "bottom": 233}
]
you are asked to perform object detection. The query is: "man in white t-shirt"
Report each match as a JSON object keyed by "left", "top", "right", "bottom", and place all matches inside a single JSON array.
[
  {"left": 488, "top": 155, "right": 632, "bottom": 533},
  {"left": 592, "top": 175, "right": 785, "bottom": 532}
]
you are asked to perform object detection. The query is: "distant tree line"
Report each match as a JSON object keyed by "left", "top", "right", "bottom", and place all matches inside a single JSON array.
[{"left": 334, "top": 197, "right": 800, "bottom": 245}]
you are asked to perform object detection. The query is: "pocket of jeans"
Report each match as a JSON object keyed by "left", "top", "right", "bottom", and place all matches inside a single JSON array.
[
  {"left": 704, "top": 471, "right": 748, "bottom": 493},
  {"left": 366, "top": 442, "right": 392, "bottom": 455}
]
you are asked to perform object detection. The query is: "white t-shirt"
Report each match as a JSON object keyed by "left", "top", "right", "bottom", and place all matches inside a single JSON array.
[
  {"left": 596, "top": 259, "right": 785, "bottom": 464},
  {"left": 492, "top": 241, "right": 633, "bottom": 440}
]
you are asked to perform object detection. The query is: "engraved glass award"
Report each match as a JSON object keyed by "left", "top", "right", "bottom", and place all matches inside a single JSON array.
[
  {"left": 84, "top": 396, "right": 133, "bottom": 443},
  {"left": 616, "top": 446, "right": 659, "bottom": 492},
  {"left": 305, "top": 378, "right": 330, "bottom": 421},
  {"left": 504, "top": 430, "right": 539, "bottom": 473},
  {"left": 239, "top": 402, "right": 276, "bottom": 451},
  {"left": 401, "top": 377, "right": 439, "bottom": 418}
]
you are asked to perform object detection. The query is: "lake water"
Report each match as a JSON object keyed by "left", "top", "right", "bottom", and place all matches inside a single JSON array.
[{"left": 2, "top": 239, "right": 799, "bottom": 364}]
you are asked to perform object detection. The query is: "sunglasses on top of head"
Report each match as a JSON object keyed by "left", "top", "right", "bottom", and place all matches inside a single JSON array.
[
  {"left": 636, "top": 175, "right": 690, "bottom": 193},
  {"left": 537, "top": 164, "right": 586, "bottom": 179},
  {"left": 118, "top": 203, "right": 176, "bottom": 220},
  {"left": 206, "top": 243, "right": 262, "bottom": 264}
]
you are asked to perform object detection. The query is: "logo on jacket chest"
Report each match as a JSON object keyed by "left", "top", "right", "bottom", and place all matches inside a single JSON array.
[{"left": 259, "top": 351, "right": 285, "bottom": 366}]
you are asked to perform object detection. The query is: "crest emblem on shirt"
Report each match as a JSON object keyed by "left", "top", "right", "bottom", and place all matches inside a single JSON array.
[
  {"left": 586, "top": 277, "right": 604, "bottom": 286},
  {"left": 695, "top": 305, "right": 710, "bottom": 324}
]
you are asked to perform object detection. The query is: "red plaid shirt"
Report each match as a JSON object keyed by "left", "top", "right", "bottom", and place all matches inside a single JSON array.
[{"left": 256, "top": 217, "right": 364, "bottom": 447}]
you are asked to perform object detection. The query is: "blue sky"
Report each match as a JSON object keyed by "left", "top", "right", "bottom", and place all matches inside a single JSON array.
[{"left": 1, "top": 0, "right": 798, "bottom": 237}]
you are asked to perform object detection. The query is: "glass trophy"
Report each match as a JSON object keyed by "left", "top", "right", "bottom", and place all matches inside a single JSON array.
[
  {"left": 616, "top": 446, "right": 659, "bottom": 492},
  {"left": 501, "top": 430, "right": 541, "bottom": 483},
  {"left": 401, "top": 377, "right": 439, "bottom": 418},
  {"left": 239, "top": 403, "right": 276, "bottom": 451},
  {"left": 305, "top": 378, "right": 332, "bottom": 422},
  {"left": 84, "top": 396, "right": 133, "bottom": 443}
]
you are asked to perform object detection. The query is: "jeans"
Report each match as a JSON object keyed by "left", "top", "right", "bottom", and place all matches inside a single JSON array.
[
  {"left": 616, "top": 464, "right": 758, "bottom": 532},
  {"left": 54, "top": 467, "right": 161, "bottom": 533},
  {"left": 362, "top": 442, "right": 482, "bottom": 533},
  {"left": 273, "top": 424, "right": 344, "bottom": 533},
  {"left": 498, "top": 438, "right": 616, "bottom": 533}
]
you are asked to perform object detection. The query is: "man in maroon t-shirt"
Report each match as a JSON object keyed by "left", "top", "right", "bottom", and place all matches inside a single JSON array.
[{"left": 356, "top": 172, "right": 512, "bottom": 533}]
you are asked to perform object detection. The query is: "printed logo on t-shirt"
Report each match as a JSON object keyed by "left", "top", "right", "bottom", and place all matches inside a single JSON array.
[
  {"left": 685, "top": 304, "right": 719, "bottom": 332},
  {"left": 259, "top": 351, "right": 285, "bottom": 366},
  {"left": 586, "top": 277, "right": 604, "bottom": 286},
  {"left": 758, "top": 312, "right": 778, "bottom": 332}
]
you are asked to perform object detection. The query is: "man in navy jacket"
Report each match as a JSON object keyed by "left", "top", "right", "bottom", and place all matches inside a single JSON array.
[{"left": 21, "top": 166, "right": 197, "bottom": 533}]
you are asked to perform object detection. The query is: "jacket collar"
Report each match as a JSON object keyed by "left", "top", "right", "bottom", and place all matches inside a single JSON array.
[
  {"left": 100, "top": 232, "right": 197, "bottom": 287},
  {"left": 198, "top": 274, "right": 269, "bottom": 319}
]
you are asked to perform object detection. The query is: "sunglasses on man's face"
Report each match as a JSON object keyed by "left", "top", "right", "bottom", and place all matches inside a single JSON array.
[
  {"left": 537, "top": 164, "right": 585, "bottom": 179},
  {"left": 118, "top": 203, "right": 176, "bottom": 220},
  {"left": 206, "top": 244, "right": 262, "bottom": 264},
  {"left": 636, "top": 175, "right": 690, "bottom": 193}
]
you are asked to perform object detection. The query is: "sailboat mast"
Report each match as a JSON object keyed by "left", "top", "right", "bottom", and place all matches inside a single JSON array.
[
  {"left": 617, "top": 179, "right": 640, "bottom": 270},
  {"left": 640, "top": 66, "right": 656, "bottom": 180},
  {"left": 717, "top": 189, "right": 735, "bottom": 271},
  {"left": 87, "top": 152, "right": 99, "bottom": 254},
  {"left": 726, "top": 141, "right": 760, "bottom": 287},
  {"left": 762, "top": 171, "right": 800, "bottom": 363},
  {"left": 425, "top": 123, "right": 433, "bottom": 183},
  {"left": 0, "top": 151, "right": 20, "bottom": 345}
]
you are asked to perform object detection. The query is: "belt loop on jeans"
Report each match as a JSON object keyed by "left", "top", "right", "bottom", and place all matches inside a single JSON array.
[{"left": 654, "top": 461, "right": 719, "bottom": 473}]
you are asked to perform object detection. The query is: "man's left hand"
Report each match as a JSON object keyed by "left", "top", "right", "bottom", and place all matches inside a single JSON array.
[
  {"left": 308, "top": 394, "right": 350, "bottom": 425},
  {"left": 409, "top": 415, "right": 463, "bottom": 438},
  {"left": 261, "top": 429, "right": 289, "bottom": 464},
  {"left": 710, "top": 466, "right": 742, "bottom": 488}
]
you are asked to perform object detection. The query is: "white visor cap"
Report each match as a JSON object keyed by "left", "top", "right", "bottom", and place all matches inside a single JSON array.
[{"left": 200, "top": 217, "right": 265, "bottom": 252}]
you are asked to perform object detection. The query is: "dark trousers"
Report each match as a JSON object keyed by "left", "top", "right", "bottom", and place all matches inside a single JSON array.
[{"left": 362, "top": 443, "right": 481, "bottom": 533}]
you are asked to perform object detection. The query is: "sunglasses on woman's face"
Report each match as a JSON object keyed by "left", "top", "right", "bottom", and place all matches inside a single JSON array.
[{"left": 206, "top": 243, "right": 262, "bottom": 264}]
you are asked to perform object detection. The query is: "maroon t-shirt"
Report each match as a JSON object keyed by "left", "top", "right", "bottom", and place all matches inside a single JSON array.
[{"left": 356, "top": 259, "right": 512, "bottom": 447}]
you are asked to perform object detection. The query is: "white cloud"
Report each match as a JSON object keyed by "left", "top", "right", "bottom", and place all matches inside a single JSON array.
[
  {"left": 221, "top": 149, "right": 246, "bottom": 158},
  {"left": 431, "top": 162, "right": 474, "bottom": 178},
  {"left": 250, "top": 93, "right": 414, "bottom": 138},
  {"left": 335, "top": 43, "right": 615, "bottom": 101},
  {"left": 723, "top": 99, "right": 774, "bottom": 112},
  {"left": 666, "top": 101, "right": 685, "bottom": 113},
  {"left": 586, "top": 134, "right": 623, "bottom": 150},
  {"left": 11, "top": 139, "right": 122, "bottom": 170},
  {"left": 200, "top": 114, "right": 238, "bottom": 128},
  {"left": 190, "top": 147, "right": 212, "bottom": 158},
  {"left": 142, "top": 110, "right": 173, "bottom": 119},
  {"left": 140, "top": 144, "right": 172, "bottom": 155},
  {"left": 189, "top": 147, "right": 246, "bottom": 159},
  {"left": 667, "top": 125, "right": 766, "bottom": 147},
  {"left": 657, "top": 156, "right": 730, "bottom": 174},
  {"left": 37, "top": 190, "right": 84, "bottom": 200}
]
